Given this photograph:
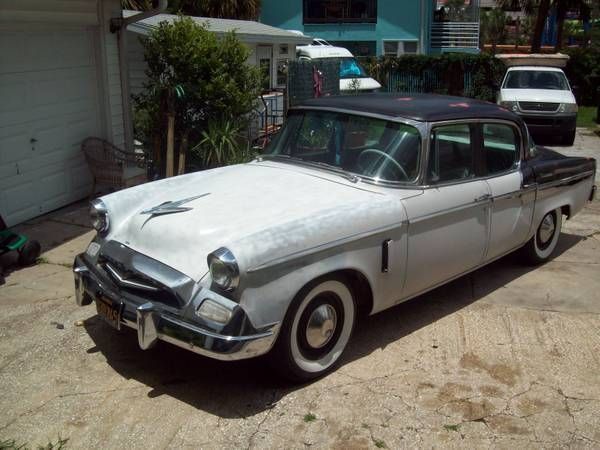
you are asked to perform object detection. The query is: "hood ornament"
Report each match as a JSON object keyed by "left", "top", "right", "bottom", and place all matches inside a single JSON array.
[{"left": 140, "top": 193, "right": 210, "bottom": 217}]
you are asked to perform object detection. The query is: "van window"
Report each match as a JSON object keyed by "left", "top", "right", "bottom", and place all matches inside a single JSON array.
[
  {"left": 503, "top": 70, "right": 570, "bottom": 90},
  {"left": 339, "top": 58, "right": 368, "bottom": 78}
]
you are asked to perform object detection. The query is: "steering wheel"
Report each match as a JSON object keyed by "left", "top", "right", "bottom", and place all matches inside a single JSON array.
[{"left": 357, "top": 148, "right": 409, "bottom": 181}]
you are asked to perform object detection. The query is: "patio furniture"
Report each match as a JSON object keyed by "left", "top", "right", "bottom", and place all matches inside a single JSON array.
[{"left": 82, "top": 137, "right": 147, "bottom": 197}]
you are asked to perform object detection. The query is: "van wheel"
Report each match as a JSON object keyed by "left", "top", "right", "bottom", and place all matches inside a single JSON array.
[
  {"left": 271, "top": 275, "right": 356, "bottom": 382},
  {"left": 562, "top": 129, "right": 576, "bottom": 146},
  {"left": 521, "top": 208, "right": 562, "bottom": 265}
]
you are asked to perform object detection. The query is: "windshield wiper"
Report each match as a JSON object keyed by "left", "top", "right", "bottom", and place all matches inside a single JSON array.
[{"left": 262, "top": 155, "right": 361, "bottom": 183}]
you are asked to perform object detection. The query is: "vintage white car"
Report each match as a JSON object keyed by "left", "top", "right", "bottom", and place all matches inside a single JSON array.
[{"left": 74, "top": 94, "right": 597, "bottom": 381}]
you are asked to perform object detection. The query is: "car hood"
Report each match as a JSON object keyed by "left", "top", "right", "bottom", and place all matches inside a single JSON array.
[
  {"left": 102, "top": 161, "right": 415, "bottom": 281},
  {"left": 500, "top": 88, "right": 575, "bottom": 104}
]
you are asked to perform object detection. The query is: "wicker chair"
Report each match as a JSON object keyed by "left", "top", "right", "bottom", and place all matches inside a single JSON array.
[{"left": 82, "top": 137, "right": 147, "bottom": 197}]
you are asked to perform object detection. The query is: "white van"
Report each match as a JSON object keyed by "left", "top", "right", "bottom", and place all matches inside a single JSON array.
[
  {"left": 496, "top": 54, "right": 578, "bottom": 146},
  {"left": 296, "top": 44, "right": 381, "bottom": 93}
]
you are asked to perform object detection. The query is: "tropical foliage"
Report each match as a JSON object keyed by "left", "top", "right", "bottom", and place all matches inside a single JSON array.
[
  {"left": 361, "top": 53, "right": 506, "bottom": 102},
  {"left": 564, "top": 46, "right": 600, "bottom": 105},
  {"left": 123, "top": 0, "right": 262, "bottom": 20},
  {"left": 133, "top": 16, "right": 262, "bottom": 176},
  {"left": 480, "top": 8, "right": 508, "bottom": 51}
]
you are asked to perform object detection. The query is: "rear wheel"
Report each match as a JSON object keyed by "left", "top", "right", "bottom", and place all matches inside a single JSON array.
[
  {"left": 521, "top": 208, "right": 562, "bottom": 265},
  {"left": 271, "top": 275, "right": 356, "bottom": 382}
]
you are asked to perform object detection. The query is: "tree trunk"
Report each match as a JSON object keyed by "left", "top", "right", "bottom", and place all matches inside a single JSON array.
[
  {"left": 165, "top": 90, "right": 176, "bottom": 177},
  {"left": 177, "top": 129, "right": 189, "bottom": 175},
  {"left": 531, "top": 0, "right": 551, "bottom": 52},
  {"left": 554, "top": 0, "right": 567, "bottom": 51}
]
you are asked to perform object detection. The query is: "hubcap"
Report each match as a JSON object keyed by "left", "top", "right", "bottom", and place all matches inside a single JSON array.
[
  {"left": 305, "top": 304, "right": 337, "bottom": 349},
  {"left": 539, "top": 213, "right": 556, "bottom": 244}
]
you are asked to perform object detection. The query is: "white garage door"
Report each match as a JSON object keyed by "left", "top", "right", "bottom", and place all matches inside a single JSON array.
[{"left": 0, "top": 28, "right": 101, "bottom": 227}]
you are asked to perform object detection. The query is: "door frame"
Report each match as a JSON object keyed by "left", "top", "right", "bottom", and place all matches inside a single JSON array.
[{"left": 256, "top": 44, "right": 274, "bottom": 91}]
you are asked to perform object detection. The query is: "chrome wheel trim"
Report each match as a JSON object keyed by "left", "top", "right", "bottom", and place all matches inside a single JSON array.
[
  {"left": 290, "top": 280, "right": 354, "bottom": 374},
  {"left": 539, "top": 213, "right": 556, "bottom": 244},
  {"left": 305, "top": 304, "right": 338, "bottom": 349},
  {"left": 534, "top": 208, "right": 562, "bottom": 259}
]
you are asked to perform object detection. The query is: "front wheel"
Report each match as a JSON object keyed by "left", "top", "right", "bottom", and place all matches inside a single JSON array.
[
  {"left": 521, "top": 208, "right": 562, "bottom": 265},
  {"left": 271, "top": 275, "right": 356, "bottom": 382},
  {"left": 562, "top": 129, "right": 576, "bottom": 146}
]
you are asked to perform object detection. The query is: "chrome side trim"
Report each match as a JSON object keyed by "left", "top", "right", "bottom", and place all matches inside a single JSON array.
[
  {"left": 247, "top": 220, "right": 407, "bottom": 273},
  {"left": 104, "top": 262, "right": 160, "bottom": 292},
  {"left": 410, "top": 200, "right": 488, "bottom": 225},
  {"left": 537, "top": 170, "right": 595, "bottom": 191}
]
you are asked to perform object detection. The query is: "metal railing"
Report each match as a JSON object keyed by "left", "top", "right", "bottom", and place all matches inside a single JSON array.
[{"left": 430, "top": 22, "right": 480, "bottom": 49}]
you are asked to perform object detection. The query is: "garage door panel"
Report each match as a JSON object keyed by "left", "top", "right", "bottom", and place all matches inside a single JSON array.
[
  {"left": 0, "top": 27, "right": 100, "bottom": 227},
  {"left": 71, "top": 163, "right": 92, "bottom": 190},
  {"left": 34, "top": 123, "right": 66, "bottom": 156},
  {"left": 0, "top": 73, "right": 27, "bottom": 116},
  {"left": 0, "top": 128, "right": 29, "bottom": 165},
  {"left": 0, "top": 31, "right": 27, "bottom": 73},
  {"left": 38, "top": 169, "right": 68, "bottom": 202},
  {"left": 0, "top": 177, "right": 39, "bottom": 220},
  {"left": 55, "top": 32, "right": 94, "bottom": 68}
]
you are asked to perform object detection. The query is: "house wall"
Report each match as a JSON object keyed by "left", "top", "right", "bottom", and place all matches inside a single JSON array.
[
  {"left": 99, "top": 0, "right": 126, "bottom": 149},
  {"left": 260, "top": 0, "right": 430, "bottom": 56},
  {"left": 127, "top": 31, "right": 298, "bottom": 94}
]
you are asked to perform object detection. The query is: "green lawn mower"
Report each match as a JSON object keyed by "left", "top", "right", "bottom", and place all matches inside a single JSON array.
[{"left": 0, "top": 214, "right": 41, "bottom": 283}]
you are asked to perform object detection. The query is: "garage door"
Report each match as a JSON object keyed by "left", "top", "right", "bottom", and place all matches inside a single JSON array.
[{"left": 0, "top": 28, "right": 100, "bottom": 227}]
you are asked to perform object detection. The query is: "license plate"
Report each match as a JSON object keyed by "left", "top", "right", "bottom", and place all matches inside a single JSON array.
[{"left": 95, "top": 294, "right": 124, "bottom": 330}]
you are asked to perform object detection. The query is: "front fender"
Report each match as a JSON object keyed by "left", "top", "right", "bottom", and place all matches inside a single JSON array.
[{"left": 237, "top": 222, "right": 408, "bottom": 329}]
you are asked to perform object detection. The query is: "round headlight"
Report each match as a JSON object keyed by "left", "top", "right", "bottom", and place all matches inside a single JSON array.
[
  {"left": 90, "top": 199, "right": 109, "bottom": 234},
  {"left": 208, "top": 248, "right": 239, "bottom": 291}
]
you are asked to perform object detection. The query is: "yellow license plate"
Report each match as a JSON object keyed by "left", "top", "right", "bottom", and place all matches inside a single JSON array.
[{"left": 95, "top": 295, "right": 123, "bottom": 330}]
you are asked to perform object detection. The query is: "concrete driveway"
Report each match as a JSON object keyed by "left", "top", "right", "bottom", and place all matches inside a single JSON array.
[{"left": 1, "top": 130, "right": 599, "bottom": 449}]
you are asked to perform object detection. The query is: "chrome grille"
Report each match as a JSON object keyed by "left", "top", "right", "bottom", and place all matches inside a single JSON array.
[
  {"left": 518, "top": 102, "right": 560, "bottom": 112},
  {"left": 104, "top": 263, "right": 160, "bottom": 292},
  {"left": 97, "top": 241, "right": 195, "bottom": 309}
]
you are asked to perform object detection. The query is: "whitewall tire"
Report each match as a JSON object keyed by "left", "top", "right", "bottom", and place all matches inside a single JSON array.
[
  {"left": 522, "top": 208, "right": 562, "bottom": 264},
  {"left": 271, "top": 275, "right": 356, "bottom": 382}
]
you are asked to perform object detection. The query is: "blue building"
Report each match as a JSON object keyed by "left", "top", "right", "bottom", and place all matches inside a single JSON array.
[{"left": 260, "top": 0, "right": 481, "bottom": 56}]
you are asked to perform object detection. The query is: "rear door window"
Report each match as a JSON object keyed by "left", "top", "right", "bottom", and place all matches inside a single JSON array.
[
  {"left": 428, "top": 124, "right": 475, "bottom": 184},
  {"left": 482, "top": 123, "right": 519, "bottom": 175}
]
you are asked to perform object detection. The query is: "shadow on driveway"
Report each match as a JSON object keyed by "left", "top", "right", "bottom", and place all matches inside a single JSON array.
[{"left": 83, "top": 232, "right": 583, "bottom": 418}]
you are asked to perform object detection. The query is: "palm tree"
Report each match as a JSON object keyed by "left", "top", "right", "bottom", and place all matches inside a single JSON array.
[
  {"left": 121, "top": 0, "right": 153, "bottom": 9},
  {"left": 498, "top": 0, "right": 593, "bottom": 52},
  {"left": 196, "top": 0, "right": 261, "bottom": 20},
  {"left": 124, "top": 0, "right": 262, "bottom": 20},
  {"left": 480, "top": 8, "right": 508, "bottom": 52}
]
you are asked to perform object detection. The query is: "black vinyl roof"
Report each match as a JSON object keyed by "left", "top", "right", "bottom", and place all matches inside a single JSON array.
[{"left": 294, "top": 93, "right": 522, "bottom": 124}]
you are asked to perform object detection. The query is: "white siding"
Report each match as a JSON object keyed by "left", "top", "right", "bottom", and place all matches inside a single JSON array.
[
  {"left": 98, "top": 0, "right": 126, "bottom": 149},
  {"left": 127, "top": 33, "right": 148, "bottom": 96}
]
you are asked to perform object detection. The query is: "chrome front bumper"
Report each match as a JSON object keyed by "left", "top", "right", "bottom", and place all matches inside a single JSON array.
[{"left": 73, "top": 255, "right": 279, "bottom": 361}]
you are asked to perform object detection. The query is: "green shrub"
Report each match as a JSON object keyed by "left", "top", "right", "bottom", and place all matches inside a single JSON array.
[
  {"left": 361, "top": 53, "right": 505, "bottom": 102},
  {"left": 133, "top": 16, "right": 262, "bottom": 175},
  {"left": 564, "top": 47, "right": 600, "bottom": 106},
  {"left": 190, "top": 120, "right": 257, "bottom": 167}
]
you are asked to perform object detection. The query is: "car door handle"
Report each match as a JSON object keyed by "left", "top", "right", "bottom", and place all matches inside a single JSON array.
[{"left": 474, "top": 194, "right": 491, "bottom": 203}]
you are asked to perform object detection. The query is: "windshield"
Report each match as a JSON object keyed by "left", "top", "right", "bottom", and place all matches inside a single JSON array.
[
  {"left": 339, "top": 57, "right": 368, "bottom": 79},
  {"left": 503, "top": 70, "right": 570, "bottom": 90},
  {"left": 265, "top": 110, "right": 421, "bottom": 183}
]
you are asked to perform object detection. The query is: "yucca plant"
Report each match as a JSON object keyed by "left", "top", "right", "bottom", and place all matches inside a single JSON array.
[{"left": 192, "top": 120, "right": 243, "bottom": 167}]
